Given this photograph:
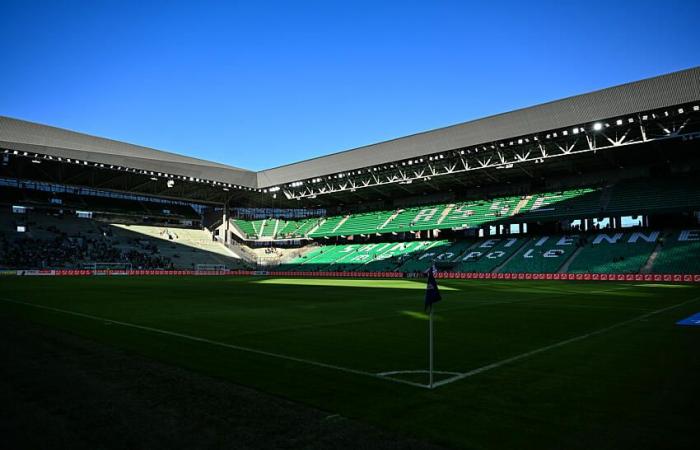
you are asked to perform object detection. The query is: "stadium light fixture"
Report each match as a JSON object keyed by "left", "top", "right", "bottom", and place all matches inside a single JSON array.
[
  {"left": 593, "top": 122, "right": 603, "bottom": 131},
  {"left": 167, "top": 180, "right": 175, "bottom": 188}
]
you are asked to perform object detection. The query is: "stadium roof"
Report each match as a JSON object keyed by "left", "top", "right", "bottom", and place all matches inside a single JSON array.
[
  {"left": 0, "top": 116, "right": 257, "bottom": 187},
  {"left": 2, "top": 66, "right": 699, "bottom": 194},
  {"left": 257, "top": 66, "right": 700, "bottom": 187}
]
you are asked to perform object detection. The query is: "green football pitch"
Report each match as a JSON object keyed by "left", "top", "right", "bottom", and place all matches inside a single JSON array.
[{"left": 2, "top": 276, "right": 699, "bottom": 449}]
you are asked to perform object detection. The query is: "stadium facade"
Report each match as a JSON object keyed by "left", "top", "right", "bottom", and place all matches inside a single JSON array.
[{"left": 2, "top": 66, "right": 700, "bottom": 277}]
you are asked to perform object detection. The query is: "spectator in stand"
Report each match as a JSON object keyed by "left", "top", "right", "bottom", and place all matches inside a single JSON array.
[{"left": 0, "top": 231, "right": 172, "bottom": 270}]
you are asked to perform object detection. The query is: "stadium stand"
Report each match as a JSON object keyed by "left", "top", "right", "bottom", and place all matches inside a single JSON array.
[
  {"left": 650, "top": 230, "right": 700, "bottom": 274},
  {"left": 0, "top": 208, "right": 248, "bottom": 270},
  {"left": 272, "top": 229, "right": 700, "bottom": 275},
  {"left": 111, "top": 224, "right": 247, "bottom": 269},
  {"left": 232, "top": 178, "right": 700, "bottom": 240},
  {"left": 3, "top": 69, "right": 700, "bottom": 276},
  {"left": 499, "top": 235, "right": 582, "bottom": 273},
  {"left": 0, "top": 186, "right": 199, "bottom": 222},
  {"left": 232, "top": 219, "right": 259, "bottom": 240},
  {"left": 605, "top": 178, "right": 700, "bottom": 215},
  {"left": 5, "top": 198, "right": 700, "bottom": 275},
  {"left": 307, "top": 216, "right": 345, "bottom": 237},
  {"left": 278, "top": 241, "right": 434, "bottom": 272},
  {"left": 567, "top": 231, "right": 659, "bottom": 274},
  {"left": 397, "top": 241, "right": 473, "bottom": 272},
  {"left": 455, "top": 237, "right": 527, "bottom": 273}
]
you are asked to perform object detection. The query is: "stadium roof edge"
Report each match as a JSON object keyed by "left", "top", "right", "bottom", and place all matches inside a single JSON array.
[
  {"left": 2, "top": 66, "right": 699, "bottom": 191},
  {"left": 0, "top": 116, "right": 258, "bottom": 187},
  {"left": 256, "top": 65, "right": 700, "bottom": 187}
]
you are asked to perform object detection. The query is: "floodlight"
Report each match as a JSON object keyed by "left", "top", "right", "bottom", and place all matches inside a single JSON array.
[{"left": 593, "top": 122, "right": 603, "bottom": 131}]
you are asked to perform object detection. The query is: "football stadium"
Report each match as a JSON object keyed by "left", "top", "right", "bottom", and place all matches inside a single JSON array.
[{"left": 3, "top": 51, "right": 700, "bottom": 448}]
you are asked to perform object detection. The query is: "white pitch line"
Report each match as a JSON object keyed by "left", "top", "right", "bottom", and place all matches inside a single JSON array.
[
  {"left": 3, "top": 290, "right": 690, "bottom": 392},
  {"left": 0, "top": 297, "right": 428, "bottom": 389},
  {"left": 377, "top": 369, "right": 461, "bottom": 377},
  {"left": 432, "top": 296, "right": 700, "bottom": 388}
]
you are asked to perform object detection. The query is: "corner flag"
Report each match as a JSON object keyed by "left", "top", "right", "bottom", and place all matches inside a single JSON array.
[{"left": 424, "top": 266, "right": 442, "bottom": 312}]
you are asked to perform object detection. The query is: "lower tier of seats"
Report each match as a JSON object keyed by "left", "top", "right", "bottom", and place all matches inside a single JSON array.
[{"left": 276, "top": 229, "right": 700, "bottom": 274}]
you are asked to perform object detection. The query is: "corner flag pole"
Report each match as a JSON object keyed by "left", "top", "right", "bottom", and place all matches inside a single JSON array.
[
  {"left": 429, "top": 305, "right": 434, "bottom": 389},
  {"left": 424, "top": 264, "right": 441, "bottom": 390}
]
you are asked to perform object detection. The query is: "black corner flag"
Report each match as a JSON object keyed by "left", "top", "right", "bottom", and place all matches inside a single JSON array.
[{"left": 424, "top": 266, "right": 442, "bottom": 312}]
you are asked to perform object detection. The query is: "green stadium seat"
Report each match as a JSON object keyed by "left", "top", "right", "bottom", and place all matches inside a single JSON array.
[
  {"left": 651, "top": 230, "right": 700, "bottom": 274},
  {"left": 567, "top": 231, "right": 659, "bottom": 274},
  {"left": 500, "top": 235, "right": 581, "bottom": 273},
  {"left": 454, "top": 237, "right": 526, "bottom": 273}
]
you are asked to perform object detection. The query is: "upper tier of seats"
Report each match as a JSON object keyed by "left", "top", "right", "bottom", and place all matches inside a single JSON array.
[
  {"left": 232, "top": 177, "right": 700, "bottom": 241},
  {"left": 232, "top": 217, "right": 321, "bottom": 240},
  {"left": 0, "top": 186, "right": 199, "bottom": 220}
]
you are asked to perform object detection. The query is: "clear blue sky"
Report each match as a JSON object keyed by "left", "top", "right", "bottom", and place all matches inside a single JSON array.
[{"left": 1, "top": 1, "right": 698, "bottom": 171}]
